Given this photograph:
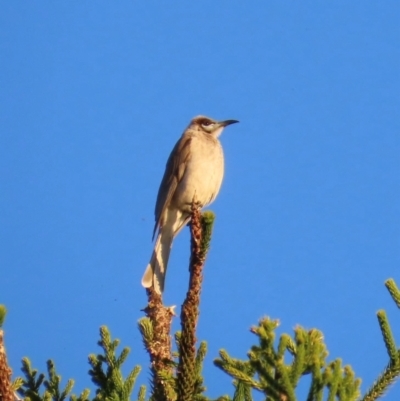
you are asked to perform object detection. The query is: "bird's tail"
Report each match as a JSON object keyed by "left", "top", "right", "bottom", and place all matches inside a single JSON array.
[{"left": 141, "top": 229, "right": 174, "bottom": 294}]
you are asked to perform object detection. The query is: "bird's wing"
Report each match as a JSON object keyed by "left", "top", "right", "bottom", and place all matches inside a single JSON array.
[{"left": 152, "top": 133, "right": 192, "bottom": 239}]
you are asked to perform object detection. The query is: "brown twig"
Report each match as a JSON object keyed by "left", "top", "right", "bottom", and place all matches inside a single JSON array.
[
  {"left": 177, "top": 202, "right": 206, "bottom": 401},
  {"left": 142, "top": 287, "right": 175, "bottom": 401},
  {"left": 0, "top": 330, "right": 14, "bottom": 401}
]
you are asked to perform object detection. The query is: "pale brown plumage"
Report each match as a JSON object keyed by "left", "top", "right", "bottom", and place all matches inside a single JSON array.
[
  {"left": 142, "top": 115, "right": 239, "bottom": 294},
  {"left": 152, "top": 134, "right": 192, "bottom": 240}
]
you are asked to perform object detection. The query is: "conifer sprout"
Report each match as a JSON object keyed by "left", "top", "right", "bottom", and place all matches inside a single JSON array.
[{"left": 385, "top": 278, "right": 400, "bottom": 308}]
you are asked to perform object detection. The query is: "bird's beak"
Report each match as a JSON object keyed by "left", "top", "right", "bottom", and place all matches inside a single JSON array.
[{"left": 219, "top": 119, "right": 239, "bottom": 127}]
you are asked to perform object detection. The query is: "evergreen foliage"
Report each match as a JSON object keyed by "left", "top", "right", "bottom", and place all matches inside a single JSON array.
[
  {"left": 88, "top": 326, "right": 143, "bottom": 401},
  {"left": 0, "top": 207, "right": 399, "bottom": 400},
  {"left": 360, "top": 280, "right": 400, "bottom": 401},
  {"left": 15, "top": 327, "right": 143, "bottom": 401},
  {"left": 215, "top": 319, "right": 361, "bottom": 401}
]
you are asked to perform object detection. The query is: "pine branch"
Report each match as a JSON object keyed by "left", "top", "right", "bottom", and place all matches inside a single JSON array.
[
  {"left": 89, "top": 326, "right": 141, "bottom": 401},
  {"left": 139, "top": 289, "right": 175, "bottom": 401},
  {"left": 215, "top": 317, "right": 361, "bottom": 401},
  {"left": 0, "top": 306, "right": 14, "bottom": 401},
  {"left": 136, "top": 385, "right": 146, "bottom": 401},
  {"left": 70, "top": 388, "right": 90, "bottom": 401},
  {"left": 360, "top": 281, "right": 400, "bottom": 401},
  {"left": 377, "top": 310, "right": 398, "bottom": 364},
  {"left": 18, "top": 358, "right": 45, "bottom": 401},
  {"left": 44, "top": 360, "right": 75, "bottom": 401},
  {"left": 16, "top": 326, "right": 139, "bottom": 401},
  {"left": 177, "top": 204, "right": 214, "bottom": 401},
  {"left": 361, "top": 361, "right": 400, "bottom": 401},
  {"left": 18, "top": 358, "right": 79, "bottom": 401},
  {"left": 385, "top": 279, "right": 400, "bottom": 308}
]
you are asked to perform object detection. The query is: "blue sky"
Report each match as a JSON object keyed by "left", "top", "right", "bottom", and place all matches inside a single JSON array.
[{"left": 1, "top": 1, "right": 399, "bottom": 399}]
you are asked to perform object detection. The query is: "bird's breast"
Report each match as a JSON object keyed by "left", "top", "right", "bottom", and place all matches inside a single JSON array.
[{"left": 174, "top": 135, "right": 224, "bottom": 208}]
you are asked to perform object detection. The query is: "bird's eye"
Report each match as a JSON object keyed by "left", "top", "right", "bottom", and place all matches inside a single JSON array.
[{"left": 201, "top": 121, "right": 213, "bottom": 127}]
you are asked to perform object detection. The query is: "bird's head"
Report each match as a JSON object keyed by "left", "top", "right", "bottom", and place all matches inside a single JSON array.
[{"left": 189, "top": 115, "right": 239, "bottom": 137}]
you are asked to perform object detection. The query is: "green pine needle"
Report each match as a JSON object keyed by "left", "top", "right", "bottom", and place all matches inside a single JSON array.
[
  {"left": 385, "top": 279, "right": 400, "bottom": 308},
  {"left": 137, "top": 385, "right": 146, "bottom": 401},
  {"left": 137, "top": 317, "right": 153, "bottom": 343},
  {"left": 377, "top": 310, "right": 398, "bottom": 364},
  {"left": 0, "top": 304, "right": 7, "bottom": 327},
  {"left": 361, "top": 361, "right": 400, "bottom": 401},
  {"left": 200, "top": 210, "right": 215, "bottom": 258}
]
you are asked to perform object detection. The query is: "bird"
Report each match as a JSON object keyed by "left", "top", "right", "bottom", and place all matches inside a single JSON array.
[{"left": 141, "top": 115, "right": 239, "bottom": 294}]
